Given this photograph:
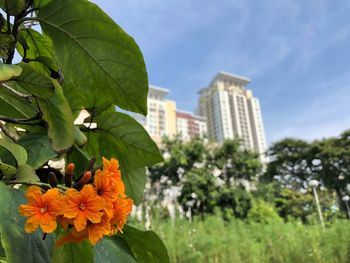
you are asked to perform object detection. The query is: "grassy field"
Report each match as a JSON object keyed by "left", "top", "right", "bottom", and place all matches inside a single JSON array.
[{"left": 140, "top": 216, "right": 350, "bottom": 263}]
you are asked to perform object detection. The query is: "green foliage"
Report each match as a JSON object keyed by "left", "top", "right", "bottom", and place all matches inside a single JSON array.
[
  {"left": 0, "top": 64, "right": 22, "bottom": 81},
  {"left": 38, "top": 0, "right": 149, "bottom": 114},
  {"left": 149, "top": 137, "right": 261, "bottom": 218},
  {"left": 247, "top": 199, "right": 282, "bottom": 223},
  {"left": 152, "top": 216, "right": 350, "bottom": 263},
  {"left": 0, "top": 0, "right": 168, "bottom": 261},
  {"left": 0, "top": 183, "right": 54, "bottom": 263}
]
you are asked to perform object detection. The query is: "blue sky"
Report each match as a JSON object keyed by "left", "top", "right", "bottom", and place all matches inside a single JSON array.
[{"left": 92, "top": 0, "right": 350, "bottom": 144}]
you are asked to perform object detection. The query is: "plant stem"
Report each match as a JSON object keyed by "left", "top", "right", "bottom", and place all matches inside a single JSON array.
[
  {"left": 0, "top": 114, "right": 41, "bottom": 124},
  {"left": 7, "top": 181, "right": 68, "bottom": 191}
]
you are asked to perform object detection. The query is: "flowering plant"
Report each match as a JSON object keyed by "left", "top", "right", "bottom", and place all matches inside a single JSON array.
[{"left": 0, "top": 0, "right": 168, "bottom": 262}]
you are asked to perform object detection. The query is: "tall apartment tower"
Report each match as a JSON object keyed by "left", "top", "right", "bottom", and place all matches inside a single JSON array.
[
  {"left": 134, "top": 85, "right": 177, "bottom": 144},
  {"left": 197, "top": 72, "right": 267, "bottom": 161}
]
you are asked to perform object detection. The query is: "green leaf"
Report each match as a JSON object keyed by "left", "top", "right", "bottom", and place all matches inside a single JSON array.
[
  {"left": 0, "top": 162, "right": 16, "bottom": 175},
  {"left": 0, "top": 0, "right": 26, "bottom": 16},
  {"left": 96, "top": 111, "right": 163, "bottom": 168},
  {"left": 0, "top": 64, "right": 22, "bottom": 81},
  {"left": 13, "top": 63, "right": 55, "bottom": 99},
  {"left": 16, "top": 29, "right": 58, "bottom": 73},
  {"left": 14, "top": 164, "right": 40, "bottom": 182},
  {"left": 74, "top": 126, "right": 87, "bottom": 147},
  {"left": 0, "top": 35, "right": 15, "bottom": 59},
  {"left": 0, "top": 138, "right": 27, "bottom": 166},
  {"left": 123, "top": 167, "right": 147, "bottom": 205},
  {"left": 0, "top": 182, "right": 55, "bottom": 263},
  {"left": 83, "top": 111, "right": 162, "bottom": 203},
  {"left": 0, "top": 83, "right": 38, "bottom": 119},
  {"left": 38, "top": 0, "right": 149, "bottom": 114},
  {"left": 37, "top": 82, "right": 74, "bottom": 153},
  {"left": 66, "top": 144, "right": 91, "bottom": 175},
  {"left": 94, "top": 237, "right": 136, "bottom": 263},
  {"left": 33, "top": 0, "right": 52, "bottom": 9},
  {"left": 52, "top": 234, "right": 93, "bottom": 263},
  {"left": 119, "top": 225, "right": 170, "bottom": 263},
  {"left": 17, "top": 133, "right": 57, "bottom": 169}
]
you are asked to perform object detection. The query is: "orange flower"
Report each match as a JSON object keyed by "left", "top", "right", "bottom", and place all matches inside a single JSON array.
[
  {"left": 102, "top": 157, "right": 121, "bottom": 181},
  {"left": 86, "top": 214, "right": 111, "bottom": 244},
  {"left": 62, "top": 184, "right": 105, "bottom": 232},
  {"left": 56, "top": 214, "right": 111, "bottom": 246},
  {"left": 19, "top": 186, "right": 62, "bottom": 233},
  {"left": 110, "top": 197, "right": 133, "bottom": 234}
]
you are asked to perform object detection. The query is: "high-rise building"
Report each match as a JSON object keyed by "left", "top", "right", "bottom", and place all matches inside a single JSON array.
[
  {"left": 197, "top": 71, "right": 267, "bottom": 161},
  {"left": 134, "top": 85, "right": 177, "bottom": 144},
  {"left": 176, "top": 110, "right": 207, "bottom": 142}
]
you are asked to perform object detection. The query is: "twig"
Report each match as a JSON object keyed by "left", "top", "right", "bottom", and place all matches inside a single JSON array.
[
  {"left": 0, "top": 113, "right": 41, "bottom": 124},
  {"left": 7, "top": 181, "right": 68, "bottom": 191}
]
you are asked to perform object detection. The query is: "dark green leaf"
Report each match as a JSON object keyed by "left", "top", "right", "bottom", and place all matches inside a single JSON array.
[
  {"left": 16, "top": 29, "right": 58, "bottom": 73},
  {"left": 0, "top": 182, "right": 55, "bottom": 263},
  {"left": 13, "top": 63, "right": 55, "bottom": 99},
  {"left": 0, "top": 0, "right": 26, "bottom": 16},
  {"left": 14, "top": 164, "right": 39, "bottom": 182},
  {"left": 0, "top": 64, "right": 22, "bottom": 81},
  {"left": 33, "top": 0, "right": 52, "bottom": 9},
  {"left": 0, "top": 35, "right": 15, "bottom": 59},
  {"left": 52, "top": 235, "right": 93, "bottom": 263},
  {"left": 122, "top": 167, "right": 146, "bottom": 205},
  {"left": 17, "top": 133, "right": 57, "bottom": 169},
  {"left": 94, "top": 237, "right": 136, "bottom": 263},
  {"left": 0, "top": 162, "right": 16, "bottom": 175},
  {"left": 38, "top": 0, "right": 149, "bottom": 114},
  {"left": 119, "top": 225, "right": 170, "bottom": 263},
  {"left": 96, "top": 111, "right": 163, "bottom": 168},
  {"left": 84, "top": 111, "right": 162, "bottom": 203},
  {"left": 0, "top": 83, "right": 37, "bottom": 119},
  {"left": 0, "top": 138, "right": 27, "bottom": 166},
  {"left": 37, "top": 81, "right": 74, "bottom": 153},
  {"left": 66, "top": 144, "right": 91, "bottom": 175}
]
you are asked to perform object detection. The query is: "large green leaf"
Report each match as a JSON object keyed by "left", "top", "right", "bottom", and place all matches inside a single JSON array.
[
  {"left": 0, "top": 0, "right": 26, "bottom": 16},
  {"left": 122, "top": 167, "right": 147, "bottom": 205},
  {"left": 38, "top": 0, "right": 149, "bottom": 115},
  {"left": 14, "top": 164, "right": 40, "bottom": 182},
  {"left": 0, "top": 182, "right": 55, "bottom": 263},
  {"left": 0, "top": 138, "right": 27, "bottom": 166},
  {"left": 52, "top": 235, "right": 93, "bottom": 263},
  {"left": 0, "top": 64, "right": 22, "bottom": 82},
  {"left": 96, "top": 111, "right": 163, "bottom": 168},
  {"left": 37, "top": 82, "right": 74, "bottom": 153},
  {"left": 13, "top": 63, "right": 55, "bottom": 99},
  {"left": 0, "top": 83, "right": 38, "bottom": 119},
  {"left": 17, "top": 133, "right": 57, "bottom": 169},
  {"left": 94, "top": 237, "right": 136, "bottom": 263},
  {"left": 83, "top": 111, "right": 162, "bottom": 204},
  {"left": 16, "top": 29, "right": 58, "bottom": 73},
  {"left": 33, "top": 0, "right": 52, "bottom": 9},
  {"left": 119, "top": 225, "right": 170, "bottom": 263}
]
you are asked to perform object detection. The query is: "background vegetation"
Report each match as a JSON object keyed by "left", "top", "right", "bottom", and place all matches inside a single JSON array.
[{"left": 138, "top": 129, "right": 350, "bottom": 262}]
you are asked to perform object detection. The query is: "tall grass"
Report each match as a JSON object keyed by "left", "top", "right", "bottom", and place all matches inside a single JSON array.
[{"left": 144, "top": 216, "right": 350, "bottom": 263}]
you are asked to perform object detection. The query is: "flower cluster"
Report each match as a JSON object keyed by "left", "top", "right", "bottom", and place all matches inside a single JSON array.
[{"left": 18, "top": 157, "right": 133, "bottom": 245}]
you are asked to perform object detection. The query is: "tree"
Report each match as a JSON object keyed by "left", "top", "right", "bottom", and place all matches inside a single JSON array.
[
  {"left": 209, "top": 139, "right": 262, "bottom": 187},
  {"left": 0, "top": 0, "right": 169, "bottom": 262}
]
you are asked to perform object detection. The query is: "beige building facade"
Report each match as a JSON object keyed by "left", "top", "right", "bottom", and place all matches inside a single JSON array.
[{"left": 197, "top": 72, "right": 267, "bottom": 162}]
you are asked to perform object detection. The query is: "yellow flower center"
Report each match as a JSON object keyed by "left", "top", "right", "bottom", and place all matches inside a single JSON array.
[
  {"left": 79, "top": 203, "right": 86, "bottom": 210},
  {"left": 40, "top": 207, "right": 48, "bottom": 214}
]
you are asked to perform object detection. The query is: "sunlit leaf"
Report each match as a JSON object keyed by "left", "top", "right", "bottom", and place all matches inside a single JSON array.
[
  {"left": 37, "top": 82, "right": 74, "bottom": 153},
  {"left": 38, "top": 0, "right": 148, "bottom": 114}
]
